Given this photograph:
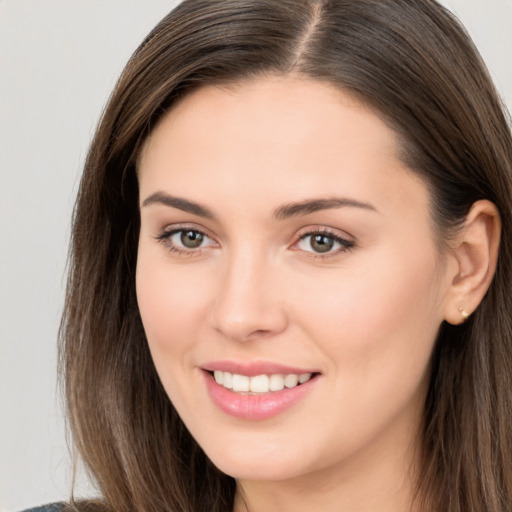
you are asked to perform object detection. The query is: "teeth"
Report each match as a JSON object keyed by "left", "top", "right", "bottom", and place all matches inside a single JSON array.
[
  {"left": 269, "top": 374, "right": 285, "bottom": 391},
  {"left": 232, "top": 374, "right": 250, "bottom": 392},
  {"left": 299, "top": 373, "right": 312, "bottom": 383},
  {"left": 223, "top": 372, "right": 233, "bottom": 389},
  {"left": 284, "top": 374, "right": 299, "bottom": 388},
  {"left": 250, "top": 374, "right": 269, "bottom": 393},
  {"left": 212, "top": 371, "right": 313, "bottom": 393}
]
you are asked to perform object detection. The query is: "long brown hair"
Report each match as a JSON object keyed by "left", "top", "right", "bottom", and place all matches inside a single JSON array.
[{"left": 60, "top": 1, "right": 512, "bottom": 511}]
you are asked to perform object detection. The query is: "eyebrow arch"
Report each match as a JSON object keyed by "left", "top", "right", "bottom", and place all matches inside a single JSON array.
[
  {"left": 273, "top": 197, "right": 377, "bottom": 220},
  {"left": 141, "top": 192, "right": 377, "bottom": 221},
  {"left": 142, "top": 191, "right": 215, "bottom": 219}
]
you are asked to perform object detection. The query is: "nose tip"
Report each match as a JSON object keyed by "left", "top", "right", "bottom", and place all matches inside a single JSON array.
[
  {"left": 209, "top": 262, "right": 288, "bottom": 342},
  {"left": 213, "top": 317, "right": 277, "bottom": 342}
]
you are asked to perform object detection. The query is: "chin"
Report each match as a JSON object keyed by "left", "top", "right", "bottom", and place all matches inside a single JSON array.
[
  {"left": 213, "top": 456, "right": 304, "bottom": 482},
  {"left": 201, "top": 437, "right": 311, "bottom": 482}
]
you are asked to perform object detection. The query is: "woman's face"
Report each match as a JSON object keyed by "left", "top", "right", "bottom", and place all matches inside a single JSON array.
[{"left": 136, "top": 76, "right": 451, "bottom": 484}]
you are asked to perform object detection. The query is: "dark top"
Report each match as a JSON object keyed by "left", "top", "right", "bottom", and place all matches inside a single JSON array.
[{"left": 21, "top": 505, "right": 63, "bottom": 512}]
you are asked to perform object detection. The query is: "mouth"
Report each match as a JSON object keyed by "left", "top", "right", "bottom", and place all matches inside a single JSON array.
[
  {"left": 207, "top": 370, "right": 317, "bottom": 394},
  {"left": 201, "top": 366, "right": 321, "bottom": 420}
]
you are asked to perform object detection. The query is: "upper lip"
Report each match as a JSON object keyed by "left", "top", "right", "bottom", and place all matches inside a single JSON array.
[{"left": 201, "top": 360, "right": 320, "bottom": 376}]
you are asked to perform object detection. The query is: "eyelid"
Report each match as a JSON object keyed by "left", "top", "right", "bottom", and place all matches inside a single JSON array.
[
  {"left": 295, "top": 225, "right": 354, "bottom": 240},
  {"left": 156, "top": 222, "right": 217, "bottom": 240}
]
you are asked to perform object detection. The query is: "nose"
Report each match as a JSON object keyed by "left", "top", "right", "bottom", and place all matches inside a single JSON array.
[{"left": 210, "top": 250, "right": 289, "bottom": 342}]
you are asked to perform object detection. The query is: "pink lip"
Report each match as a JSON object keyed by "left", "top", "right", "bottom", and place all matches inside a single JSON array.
[
  {"left": 201, "top": 360, "right": 319, "bottom": 377},
  {"left": 201, "top": 365, "right": 319, "bottom": 421}
]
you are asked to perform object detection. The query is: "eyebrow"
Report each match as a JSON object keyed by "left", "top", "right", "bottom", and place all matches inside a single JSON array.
[
  {"left": 142, "top": 191, "right": 215, "bottom": 218},
  {"left": 141, "top": 191, "right": 377, "bottom": 220},
  {"left": 273, "top": 197, "right": 378, "bottom": 220}
]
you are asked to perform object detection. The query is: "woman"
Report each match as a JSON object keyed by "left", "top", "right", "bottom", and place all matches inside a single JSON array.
[{"left": 47, "top": 0, "right": 512, "bottom": 511}]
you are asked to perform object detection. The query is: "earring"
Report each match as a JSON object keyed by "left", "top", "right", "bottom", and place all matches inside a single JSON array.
[{"left": 458, "top": 306, "right": 470, "bottom": 321}]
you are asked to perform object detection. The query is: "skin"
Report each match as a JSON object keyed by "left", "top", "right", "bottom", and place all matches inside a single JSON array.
[{"left": 135, "top": 75, "right": 500, "bottom": 512}]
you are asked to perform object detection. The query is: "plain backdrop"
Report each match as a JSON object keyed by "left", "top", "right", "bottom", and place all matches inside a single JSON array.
[{"left": 1, "top": 1, "right": 511, "bottom": 510}]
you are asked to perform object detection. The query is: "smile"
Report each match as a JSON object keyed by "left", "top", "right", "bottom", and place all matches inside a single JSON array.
[
  {"left": 202, "top": 365, "right": 320, "bottom": 421},
  {"left": 212, "top": 370, "right": 313, "bottom": 393}
]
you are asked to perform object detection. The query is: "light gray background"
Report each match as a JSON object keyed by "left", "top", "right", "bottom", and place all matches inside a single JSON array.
[{"left": 1, "top": 1, "right": 511, "bottom": 510}]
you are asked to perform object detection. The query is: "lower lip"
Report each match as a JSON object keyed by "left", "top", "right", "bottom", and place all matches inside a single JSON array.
[{"left": 203, "top": 371, "right": 318, "bottom": 421}]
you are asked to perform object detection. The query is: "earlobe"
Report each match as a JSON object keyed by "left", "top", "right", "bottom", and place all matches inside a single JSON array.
[{"left": 443, "top": 200, "right": 501, "bottom": 325}]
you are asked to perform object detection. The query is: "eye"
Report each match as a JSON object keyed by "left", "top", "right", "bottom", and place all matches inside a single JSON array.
[
  {"left": 295, "top": 230, "right": 354, "bottom": 255},
  {"left": 156, "top": 227, "right": 217, "bottom": 254},
  {"left": 173, "top": 229, "right": 207, "bottom": 249}
]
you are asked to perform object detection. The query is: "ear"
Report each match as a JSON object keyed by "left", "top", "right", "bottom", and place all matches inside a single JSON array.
[{"left": 443, "top": 200, "right": 501, "bottom": 325}]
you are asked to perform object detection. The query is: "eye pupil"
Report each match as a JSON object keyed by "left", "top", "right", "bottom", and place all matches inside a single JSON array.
[
  {"left": 180, "top": 230, "right": 204, "bottom": 248},
  {"left": 311, "top": 234, "right": 334, "bottom": 253}
]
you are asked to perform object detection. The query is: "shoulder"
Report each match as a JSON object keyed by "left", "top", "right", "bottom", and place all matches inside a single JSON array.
[
  {"left": 20, "top": 502, "right": 106, "bottom": 512},
  {"left": 20, "top": 504, "right": 65, "bottom": 512}
]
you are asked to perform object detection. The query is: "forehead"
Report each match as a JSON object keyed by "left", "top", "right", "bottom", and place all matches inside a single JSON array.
[
  {"left": 141, "top": 75, "right": 397, "bottom": 161},
  {"left": 138, "top": 75, "right": 428, "bottom": 221}
]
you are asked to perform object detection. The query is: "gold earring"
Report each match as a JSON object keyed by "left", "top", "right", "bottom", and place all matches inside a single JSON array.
[{"left": 458, "top": 306, "right": 470, "bottom": 321}]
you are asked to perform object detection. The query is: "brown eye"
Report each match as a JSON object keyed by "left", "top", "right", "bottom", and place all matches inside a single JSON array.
[
  {"left": 296, "top": 230, "right": 355, "bottom": 256},
  {"left": 310, "top": 234, "right": 334, "bottom": 253},
  {"left": 156, "top": 228, "right": 217, "bottom": 255},
  {"left": 180, "top": 230, "right": 205, "bottom": 249}
]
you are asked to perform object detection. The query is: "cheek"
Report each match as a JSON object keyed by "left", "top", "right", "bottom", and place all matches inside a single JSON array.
[
  {"left": 135, "top": 248, "right": 213, "bottom": 370},
  {"left": 280, "top": 247, "right": 443, "bottom": 461},
  {"left": 293, "top": 242, "right": 442, "bottom": 400}
]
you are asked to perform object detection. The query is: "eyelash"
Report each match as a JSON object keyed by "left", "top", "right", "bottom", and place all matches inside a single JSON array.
[{"left": 155, "top": 226, "right": 355, "bottom": 259}]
